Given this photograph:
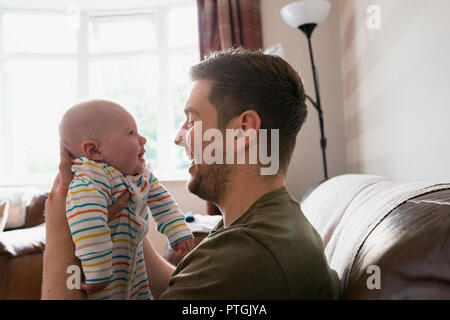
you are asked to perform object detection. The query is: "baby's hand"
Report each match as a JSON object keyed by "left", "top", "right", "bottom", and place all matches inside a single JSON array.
[
  {"left": 172, "top": 237, "right": 195, "bottom": 257},
  {"left": 81, "top": 280, "right": 109, "bottom": 294}
]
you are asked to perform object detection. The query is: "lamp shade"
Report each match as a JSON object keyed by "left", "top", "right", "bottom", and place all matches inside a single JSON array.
[
  {"left": 264, "top": 43, "right": 285, "bottom": 58},
  {"left": 281, "top": 0, "right": 331, "bottom": 29}
]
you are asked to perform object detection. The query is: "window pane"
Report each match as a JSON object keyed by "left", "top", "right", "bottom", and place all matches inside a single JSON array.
[
  {"left": 169, "top": 51, "right": 200, "bottom": 170},
  {"left": 168, "top": 5, "right": 199, "bottom": 48},
  {"left": 4, "top": 61, "right": 77, "bottom": 178},
  {"left": 3, "top": 13, "right": 77, "bottom": 53},
  {"left": 89, "top": 14, "right": 156, "bottom": 53},
  {"left": 89, "top": 58, "right": 159, "bottom": 169}
]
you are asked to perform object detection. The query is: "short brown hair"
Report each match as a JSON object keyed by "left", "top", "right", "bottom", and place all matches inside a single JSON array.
[{"left": 189, "top": 48, "right": 308, "bottom": 173}]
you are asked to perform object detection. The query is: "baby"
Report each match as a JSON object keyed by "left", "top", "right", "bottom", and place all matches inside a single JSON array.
[{"left": 59, "top": 100, "right": 195, "bottom": 300}]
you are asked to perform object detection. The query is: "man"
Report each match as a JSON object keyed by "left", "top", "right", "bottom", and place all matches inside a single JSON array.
[{"left": 42, "top": 48, "right": 340, "bottom": 300}]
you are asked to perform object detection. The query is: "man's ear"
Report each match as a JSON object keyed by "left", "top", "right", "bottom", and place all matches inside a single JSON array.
[
  {"left": 234, "top": 110, "right": 261, "bottom": 151},
  {"left": 240, "top": 110, "right": 261, "bottom": 132},
  {"left": 81, "top": 140, "right": 103, "bottom": 161}
]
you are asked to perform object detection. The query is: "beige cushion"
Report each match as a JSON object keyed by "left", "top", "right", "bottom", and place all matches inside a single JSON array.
[
  {"left": 0, "top": 187, "right": 39, "bottom": 230},
  {"left": 0, "top": 200, "right": 8, "bottom": 232}
]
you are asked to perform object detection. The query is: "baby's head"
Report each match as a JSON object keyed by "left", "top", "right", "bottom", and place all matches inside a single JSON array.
[{"left": 60, "top": 100, "right": 147, "bottom": 175}]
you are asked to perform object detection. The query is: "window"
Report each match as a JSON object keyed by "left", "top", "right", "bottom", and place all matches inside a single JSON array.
[{"left": 0, "top": 2, "right": 199, "bottom": 186}]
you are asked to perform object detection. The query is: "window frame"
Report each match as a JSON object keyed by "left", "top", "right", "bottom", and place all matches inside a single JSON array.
[{"left": 0, "top": 3, "right": 197, "bottom": 187}]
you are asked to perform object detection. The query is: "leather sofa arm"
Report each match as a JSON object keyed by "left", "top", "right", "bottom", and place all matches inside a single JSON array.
[{"left": 0, "top": 224, "right": 45, "bottom": 258}]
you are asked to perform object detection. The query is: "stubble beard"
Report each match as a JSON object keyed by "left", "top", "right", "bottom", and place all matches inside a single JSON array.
[{"left": 187, "top": 162, "right": 233, "bottom": 206}]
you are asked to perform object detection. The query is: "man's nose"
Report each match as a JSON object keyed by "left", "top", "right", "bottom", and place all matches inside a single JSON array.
[{"left": 174, "top": 123, "right": 188, "bottom": 146}]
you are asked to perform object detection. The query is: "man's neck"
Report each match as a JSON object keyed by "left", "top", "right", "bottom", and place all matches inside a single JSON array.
[{"left": 217, "top": 167, "right": 285, "bottom": 227}]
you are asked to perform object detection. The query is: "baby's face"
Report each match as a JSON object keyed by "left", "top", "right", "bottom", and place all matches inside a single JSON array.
[
  {"left": 60, "top": 100, "right": 147, "bottom": 175},
  {"left": 101, "top": 110, "right": 147, "bottom": 175}
]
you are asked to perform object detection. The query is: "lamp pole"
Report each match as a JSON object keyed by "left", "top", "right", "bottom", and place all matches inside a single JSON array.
[
  {"left": 281, "top": 0, "right": 331, "bottom": 181},
  {"left": 299, "top": 23, "right": 328, "bottom": 180}
]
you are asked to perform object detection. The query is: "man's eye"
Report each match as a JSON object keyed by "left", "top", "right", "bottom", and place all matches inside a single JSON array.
[{"left": 187, "top": 116, "right": 195, "bottom": 126}]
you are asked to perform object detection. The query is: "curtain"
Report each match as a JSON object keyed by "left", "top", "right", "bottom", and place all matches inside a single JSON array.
[
  {"left": 195, "top": 0, "right": 262, "bottom": 215},
  {"left": 196, "top": 0, "right": 263, "bottom": 59}
]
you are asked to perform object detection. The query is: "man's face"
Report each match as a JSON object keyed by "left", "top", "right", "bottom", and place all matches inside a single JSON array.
[{"left": 175, "top": 80, "right": 232, "bottom": 204}]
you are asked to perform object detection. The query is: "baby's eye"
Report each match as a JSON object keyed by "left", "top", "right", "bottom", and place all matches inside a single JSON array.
[{"left": 129, "top": 130, "right": 135, "bottom": 135}]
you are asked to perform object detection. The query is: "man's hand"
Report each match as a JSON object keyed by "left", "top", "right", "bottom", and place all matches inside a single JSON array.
[
  {"left": 44, "top": 145, "right": 74, "bottom": 242},
  {"left": 42, "top": 146, "right": 85, "bottom": 299}
]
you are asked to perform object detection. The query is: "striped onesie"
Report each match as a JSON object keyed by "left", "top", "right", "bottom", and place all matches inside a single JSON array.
[{"left": 66, "top": 157, "right": 193, "bottom": 300}]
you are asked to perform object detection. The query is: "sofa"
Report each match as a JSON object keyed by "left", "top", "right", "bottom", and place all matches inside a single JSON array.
[
  {"left": 0, "top": 192, "right": 47, "bottom": 299},
  {"left": 301, "top": 174, "right": 450, "bottom": 299},
  {"left": 1, "top": 174, "right": 449, "bottom": 299}
]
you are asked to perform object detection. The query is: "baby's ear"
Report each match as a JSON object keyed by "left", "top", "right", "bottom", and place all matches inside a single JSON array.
[{"left": 81, "top": 140, "right": 103, "bottom": 161}]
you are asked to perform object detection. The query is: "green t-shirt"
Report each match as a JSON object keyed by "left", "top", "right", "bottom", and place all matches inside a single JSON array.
[{"left": 160, "top": 186, "right": 340, "bottom": 299}]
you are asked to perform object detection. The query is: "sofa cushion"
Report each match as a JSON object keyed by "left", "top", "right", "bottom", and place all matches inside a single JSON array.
[
  {"left": 0, "top": 253, "right": 44, "bottom": 300},
  {"left": 0, "top": 201, "right": 8, "bottom": 232},
  {"left": 24, "top": 193, "right": 47, "bottom": 228},
  {"left": 0, "top": 187, "right": 40, "bottom": 230},
  {"left": 0, "top": 223, "right": 45, "bottom": 257},
  {"left": 301, "top": 174, "right": 387, "bottom": 247},
  {"left": 346, "top": 189, "right": 450, "bottom": 299},
  {"left": 301, "top": 174, "right": 450, "bottom": 299}
]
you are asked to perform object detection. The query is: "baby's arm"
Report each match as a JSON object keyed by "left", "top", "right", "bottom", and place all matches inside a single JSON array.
[
  {"left": 66, "top": 177, "right": 113, "bottom": 291},
  {"left": 145, "top": 171, "right": 194, "bottom": 256}
]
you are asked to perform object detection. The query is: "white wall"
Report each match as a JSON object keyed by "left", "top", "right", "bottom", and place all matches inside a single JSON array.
[
  {"left": 338, "top": 0, "right": 450, "bottom": 183},
  {"left": 261, "top": 0, "right": 347, "bottom": 200}
]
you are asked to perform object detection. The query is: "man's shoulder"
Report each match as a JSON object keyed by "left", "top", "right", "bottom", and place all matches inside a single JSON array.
[
  {"left": 206, "top": 225, "right": 275, "bottom": 253},
  {"left": 168, "top": 226, "right": 290, "bottom": 299},
  {"left": 169, "top": 216, "right": 339, "bottom": 299},
  {"left": 201, "top": 194, "right": 318, "bottom": 264},
  {"left": 178, "top": 226, "right": 282, "bottom": 280},
  {"left": 232, "top": 196, "right": 341, "bottom": 299}
]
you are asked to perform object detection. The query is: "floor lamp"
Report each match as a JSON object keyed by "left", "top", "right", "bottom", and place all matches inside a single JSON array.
[{"left": 281, "top": 0, "right": 331, "bottom": 180}]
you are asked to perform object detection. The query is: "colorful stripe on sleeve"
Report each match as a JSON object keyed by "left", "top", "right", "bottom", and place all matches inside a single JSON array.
[{"left": 146, "top": 172, "right": 193, "bottom": 246}]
